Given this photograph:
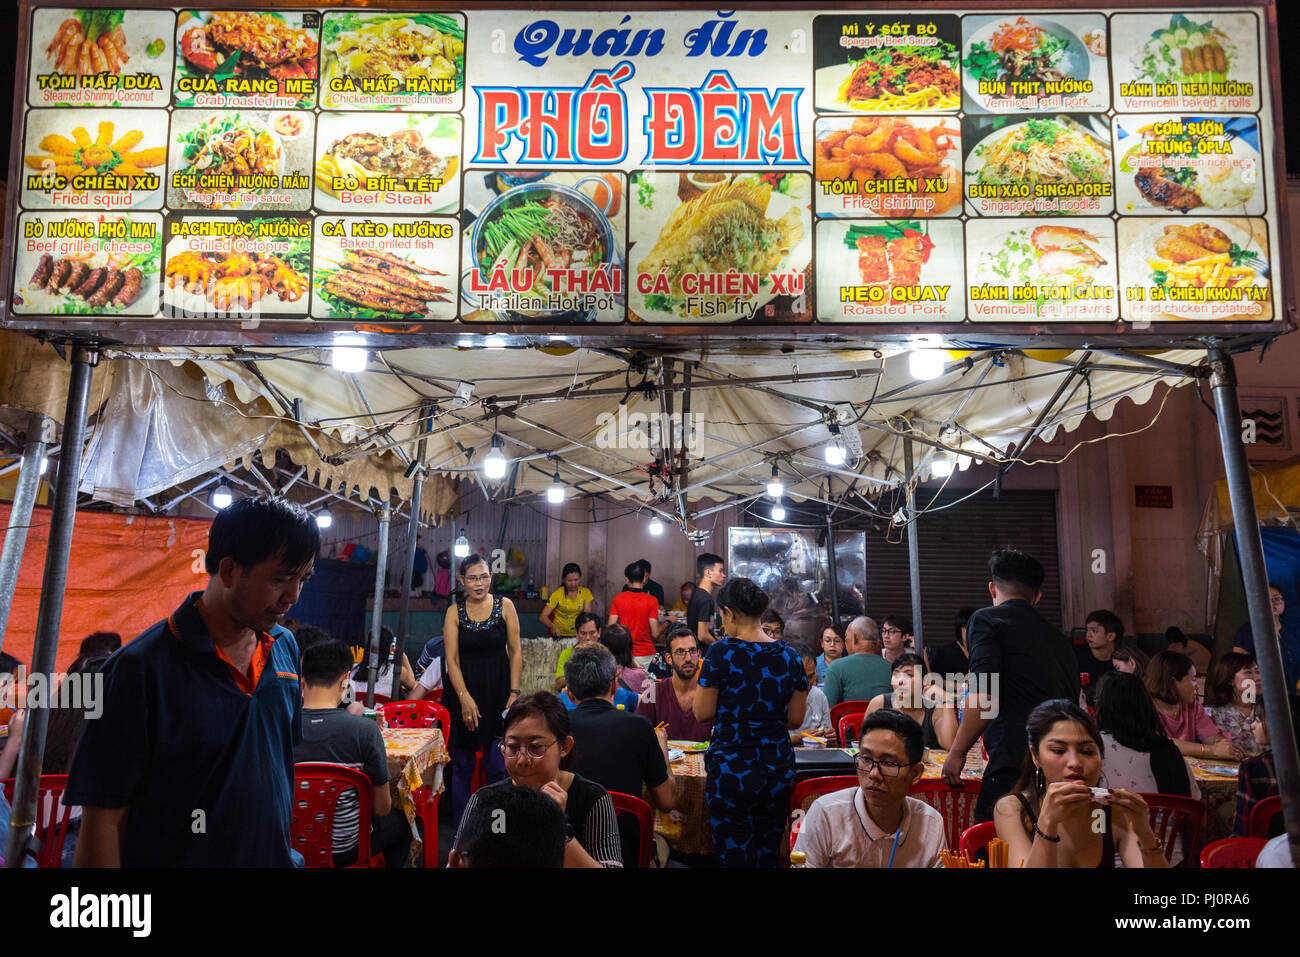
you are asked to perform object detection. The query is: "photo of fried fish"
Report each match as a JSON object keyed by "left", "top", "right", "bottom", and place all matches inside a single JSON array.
[{"left": 635, "top": 179, "right": 804, "bottom": 309}]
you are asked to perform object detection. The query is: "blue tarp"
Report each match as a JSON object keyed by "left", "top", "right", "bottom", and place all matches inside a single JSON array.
[
  {"left": 288, "top": 558, "right": 374, "bottom": 647},
  {"left": 1230, "top": 526, "right": 1300, "bottom": 693}
]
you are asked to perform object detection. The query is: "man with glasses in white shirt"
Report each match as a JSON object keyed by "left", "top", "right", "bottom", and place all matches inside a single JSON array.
[{"left": 792, "top": 709, "right": 947, "bottom": 867}]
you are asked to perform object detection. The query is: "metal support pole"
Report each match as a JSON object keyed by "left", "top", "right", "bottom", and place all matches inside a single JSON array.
[
  {"left": 1209, "top": 346, "right": 1300, "bottom": 866},
  {"left": 903, "top": 436, "right": 924, "bottom": 659},
  {"left": 6, "top": 348, "right": 97, "bottom": 867},
  {"left": 0, "top": 413, "right": 55, "bottom": 652},
  {"left": 391, "top": 407, "right": 432, "bottom": 702},
  {"left": 824, "top": 512, "right": 841, "bottom": 630},
  {"left": 363, "top": 504, "right": 391, "bottom": 709}
]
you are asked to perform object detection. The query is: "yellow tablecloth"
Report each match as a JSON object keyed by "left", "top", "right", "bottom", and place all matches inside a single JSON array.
[
  {"left": 382, "top": 727, "right": 449, "bottom": 864},
  {"left": 655, "top": 750, "right": 711, "bottom": 856}
]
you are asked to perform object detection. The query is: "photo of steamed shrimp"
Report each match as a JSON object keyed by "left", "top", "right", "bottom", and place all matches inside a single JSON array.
[
  {"left": 29, "top": 9, "right": 174, "bottom": 107},
  {"left": 813, "top": 116, "right": 961, "bottom": 218}
]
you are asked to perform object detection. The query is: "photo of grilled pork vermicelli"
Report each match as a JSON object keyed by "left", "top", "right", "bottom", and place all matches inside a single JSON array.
[
  {"left": 28, "top": 254, "right": 144, "bottom": 308},
  {"left": 319, "top": 250, "right": 450, "bottom": 315}
]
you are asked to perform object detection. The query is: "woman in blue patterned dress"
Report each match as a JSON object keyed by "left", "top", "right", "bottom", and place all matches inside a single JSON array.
[{"left": 694, "top": 577, "right": 808, "bottom": 867}]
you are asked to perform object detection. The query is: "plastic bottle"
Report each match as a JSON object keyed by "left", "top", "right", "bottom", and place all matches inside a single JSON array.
[
  {"left": 790, "top": 851, "right": 808, "bottom": 868},
  {"left": 527, "top": 578, "right": 538, "bottom": 599}
]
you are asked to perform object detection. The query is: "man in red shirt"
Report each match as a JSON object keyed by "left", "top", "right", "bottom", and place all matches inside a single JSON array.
[{"left": 608, "top": 561, "right": 663, "bottom": 666}]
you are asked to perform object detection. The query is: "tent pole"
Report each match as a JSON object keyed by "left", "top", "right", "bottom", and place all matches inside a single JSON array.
[
  {"left": 392, "top": 407, "right": 432, "bottom": 702},
  {"left": 1208, "top": 345, "right": 1300, "bottom": 866},
  {"left": 824, "top": 512, "right": 841, "bottom": 631},
  {"left": 0, "top": 413, "right": 55, "bottom": 652},
  {"left": 364, "top": 504, "right": 391, "bottom": 709},
  {"left": 5, "top": 348, "right": 97, "bottom": 867},
  {"left": 903, "top": 435, "right": 924, "bottom": 659}
]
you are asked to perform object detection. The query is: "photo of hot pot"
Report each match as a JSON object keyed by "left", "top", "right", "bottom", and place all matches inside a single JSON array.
[{"left": 462, "top": 176, "right": 621, "bottom": 320}]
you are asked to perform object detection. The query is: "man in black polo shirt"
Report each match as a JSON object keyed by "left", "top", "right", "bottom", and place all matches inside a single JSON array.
[
  {"left": 565, "top": 645, "right": 674, "bottom": 865},
  {"left": 67, "top": 496, "right": 319, "bottom": 867},
  {"left": 688, "top": 552, "right": 726, "bottom": 647},
  {"left": 941, "top": 549, "right": 1080, "bottom": 822},
  {"left": 1077, "top": 608, "right": 1121, "bottom": 705}
]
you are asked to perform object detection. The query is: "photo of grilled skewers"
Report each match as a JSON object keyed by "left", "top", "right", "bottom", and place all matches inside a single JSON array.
[
  {"left": 316, "top": 249, "right": 452, "bottom": 316},
  {"left": 28, "top": 255, "right": 144, "bottom": 308}
]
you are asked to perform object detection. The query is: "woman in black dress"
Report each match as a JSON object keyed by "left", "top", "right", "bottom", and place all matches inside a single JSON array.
[{"left": 444, "top": 554, "right": 522, "bottom": 824}]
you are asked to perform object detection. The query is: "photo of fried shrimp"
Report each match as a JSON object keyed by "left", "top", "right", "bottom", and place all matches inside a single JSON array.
[{"left": 815, "top": 118, "right": 961, "bottom": 216}]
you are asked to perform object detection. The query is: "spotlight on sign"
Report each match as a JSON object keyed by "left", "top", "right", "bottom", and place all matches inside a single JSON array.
[{"left": 331, "top": 333, "right": 368, "bottom": 373}]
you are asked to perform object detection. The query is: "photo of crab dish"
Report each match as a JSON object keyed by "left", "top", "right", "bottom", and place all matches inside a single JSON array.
[{"left": 175, "top": 10, "right": 319, "bottom": 108}]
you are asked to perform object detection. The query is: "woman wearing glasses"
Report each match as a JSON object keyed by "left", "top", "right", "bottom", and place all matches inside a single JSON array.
[
  {"left": 694, "top": 577, "right": 808, "bottom": 867},
  {"left": 445, "top": 553, "right": 522, "bottom": 825},
  {"left": 451, "top": 692, "right": 622, "bottom": 868}
]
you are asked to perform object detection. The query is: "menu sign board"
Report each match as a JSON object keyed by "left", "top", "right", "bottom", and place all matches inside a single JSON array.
[{"left": 4, "top": 2, "right": 1286, "bottom": 335}]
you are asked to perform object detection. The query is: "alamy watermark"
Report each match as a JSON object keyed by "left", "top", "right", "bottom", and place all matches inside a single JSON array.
[
  {"left": 1, "top": 667, "right": 103, "bottom": 720},
  {"left": 593, "top": 406, "right": 705, "bottom": 456}
]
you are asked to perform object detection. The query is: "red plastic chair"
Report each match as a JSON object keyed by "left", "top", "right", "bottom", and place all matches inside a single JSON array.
[
  {"left": 785, "top": 774, "right": 859, "bottom": 866},
  {"left": 909, "top": 780, "right": 981, "bottom": 855},
  {"left": 1248, "top": 795, "right": 1282, "bottom": 839},
  {"left": 790, "top": 816, "right": 804, "bottom": 852},
  {"left": 829, "top": 701, "right": 871, "bottom": 744},
  {"left": 1, "top": 775, "right": 73, "bottom": 868},
  {"left": 958, "top": 821, "right": 998, "bottom": 858},
  {"left": 1201, "top": 837, "right": 1267, "bottom": 868},
  {"left": 1141, "top": 793, "right": 1204, "bottom": 866},
  {"left": 292, "top": 764, "right": 385, "bottom": 868},
  {"left": 379, "top": 700, "right": 451, "bottom": 868},
  {"left": 836, "top": 712, "right": 863, "bottom": 749},
  {"left": 609, "top": 791, "right": 654, "bottom": 868}
]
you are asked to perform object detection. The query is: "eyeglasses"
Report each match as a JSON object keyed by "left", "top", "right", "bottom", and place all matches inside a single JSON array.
[
  {"left": 464, "top": 574, "right": 491, "bottom": 584},
  {"left": 500, "top": 739, "right": 557, "bottom": 760},
  {"left": 854, "top": 755, "right": 911, "bottom": 776},
  {"left": 761, "top": 626, "right": 783, "bottom": 637},
  {"left": 671, "top": 647, "right": 701, "bottom": 658},
  {"left": 881, "top": 627, "right": 902, "bottom": 636}
]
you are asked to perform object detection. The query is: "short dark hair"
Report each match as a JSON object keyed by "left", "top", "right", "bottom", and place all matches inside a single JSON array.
[
  {"left": 1164, "top": 626, "right": 1187, "bottom": 647},
  {"left": 988, "top": 548, "right": 1045, "bottom": 598},
  {"left": 883, "top": 614, "right": 912, "bottom": 636},
  {"left": 504, "top": 692, "right": 572, "bottom": 766},
  {"left": 574, "top": 611, "right": 602, "bottom": 633},
  {"left": 205, "top": 495, "right": 320, "bottom": 576},
  {"left": 717, "top": 577, "right": 769, "bottom": 619},
  {"left": 1145, "top": 650, "right": 1194, "bottom": 705},
  {"left": 791, "top": 642, "right": 817, "bottom": 665},
  {"left": 696, "top": 552, "right": 724, "bottom": 580},
  {"left": 1085, "top": 609, "right": 1124, "bottom": 643},
  {"left": 890, "top": 652, "right": 925, "bottom": 674},
  {"left": 294, "top": 625, "right": 334, "bottom": 658},
  {"left": 665, "top": 623, "right": 697, "bottom": 652},
  {"left": 459, "top": 553, "right": 489, "bottom": 577},
  {"left": 1206, "top": 652, "right": 1256, "bottom": 708},
  {"left": 760, "top": 608, "right": 784, "bottom": 628},
  {"left": 300, "top": 640, "right": 356, "bottom": 688},
  {"left": 600, "top": 624, "right": 634, "bottom": 668},
  {"left": 561, "top": 562, "right": 582, "bottom": 578},
  {"left": 955, "top": 607, "right": 977, "bottom": 641},
  {"left": 456, "top": 784, "right": 567, "bottom": 867},
  {"left": 79, "top": 632, "right": 122, "bottom": 657},
  {"left": 637, "top": 559, "right": 652, "bottom": 574},
  {"left": 565, "top": 645, "right": 617, "bottom": 701},
  {"left": 859, "top": 709, "right": 924, "bottom": 765},
  {"left": 624, "top": 561, "right": 646, "bottom": 584}
]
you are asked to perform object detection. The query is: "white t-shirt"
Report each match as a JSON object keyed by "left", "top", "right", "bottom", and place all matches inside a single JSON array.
[
  {"left": 1099, "top": 732, "right": 1201, "bottom": 800},
  {"left": 417, "top": 658, "right": 442, "bottom": 691},
  {"left": 1257, "top": 834, "right": 1296, "bottom": 868},
  {"left": 793, "top": 788, "right": 947, "bottom": 868},
  {"left": 799, "top": 686, "right": 830, "bottom": 733},
  {"left": 352, "top": 661, "right": 397, "bottom": 699}
]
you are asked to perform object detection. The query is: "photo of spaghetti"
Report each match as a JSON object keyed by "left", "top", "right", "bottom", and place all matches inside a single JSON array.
[{"left": 835, "top": 48, "right": 962, "bottom": 111}]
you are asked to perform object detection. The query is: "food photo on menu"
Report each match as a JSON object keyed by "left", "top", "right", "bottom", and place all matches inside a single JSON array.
[
  {"left": 20, "top": 108, "right": 167, "bottom": 211},
  {"left": 813, "top": 116, "right": 962, "bottom": 219},
  {"left": 166, "top": 109, "right": 314, "bottom": 212},
  {"left": 319, "top": 10, "right": 464, "bottom": 111},
  {"left": 1118, "top": 216, "right": 1271, "bottom": 323},
  {"left": 1114, "top": 114, "right": 1264, "bottom": 216},
  {"left": 1111, "top": 11, "right": 1261, "bottom": 112},
  {"left": 459, "top": 170, "right": 626, "bottom": 323},
  {"left": 965, "top": 217, "right": 1120, "bottom": 321},
  {"left": 961, "top": 13, "right": 1109, "bottom": 113},
  {"left": 314, "top": 112, "right": 461, "bottom": 215},
  {"left": 11, "top": 210, "right": 161, "bottom": 317},
  {"left": 173, "top": 9, "right": 319, "bottom": 109},
  {"left": 161, "top": 214, "right": 311, "bottom": 319},
  {"left": 962, "top": 113, "right": 1114, "bottom": 217},
  {"left": 628, "top": 171, "right": 811, "bottom": 323},
  {"left": 28, "top": 7, "right": 174, "bottom": 107},
  {"left": 815, "top": 218, "right": 965, "bottom": 322},
  {"left": 311, "top": 214, "right": 458, "bottom": 321},
  {"left": 812, "top": 13, "right": 962, "bottom": 114}
]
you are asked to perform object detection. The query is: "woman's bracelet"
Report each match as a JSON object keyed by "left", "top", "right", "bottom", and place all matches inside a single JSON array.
[{"left": 1033, "top": 822, "right": 1061, "bottom": 843}]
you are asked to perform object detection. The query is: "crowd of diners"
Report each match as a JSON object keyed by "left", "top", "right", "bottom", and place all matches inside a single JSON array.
[{"left": 0, "top": 495, "right": 1291, "bottom": 869}]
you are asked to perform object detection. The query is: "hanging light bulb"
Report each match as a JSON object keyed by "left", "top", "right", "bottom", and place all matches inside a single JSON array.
[
  {"left": 766, "top": 463, "right": 784, "bottom": 499},
  {"left": 908, "top": 347, "right": 945, "bottom": 381},
  {"left": 316, "top": 508, "right": 333, "bottom": 529},
  {"left": 483, "top": 434, "right": 508, "bottom": 479},
  {"left": 771, "top": 500, "right": 786, "bottom": 522},
  {"left": 546, "top": 469, "right": 564, "bottom": 504},
  {"left": 648, "top": 518, "right": 664, "bottom": 535},
  {"left": 331, "top": 333, "right": 368, "bottom": 373},
  {"left": 930, "top": 455, "right": 954, "bottom": 478},
  {"left": 210, "top": 478, "right": 233, "bottom": 510},
  {"left": 824, "top": 423, "right": 847, "bottom": 466},
  {"left": 453, "top": 528, "right": 471, "bottom": 558}
]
